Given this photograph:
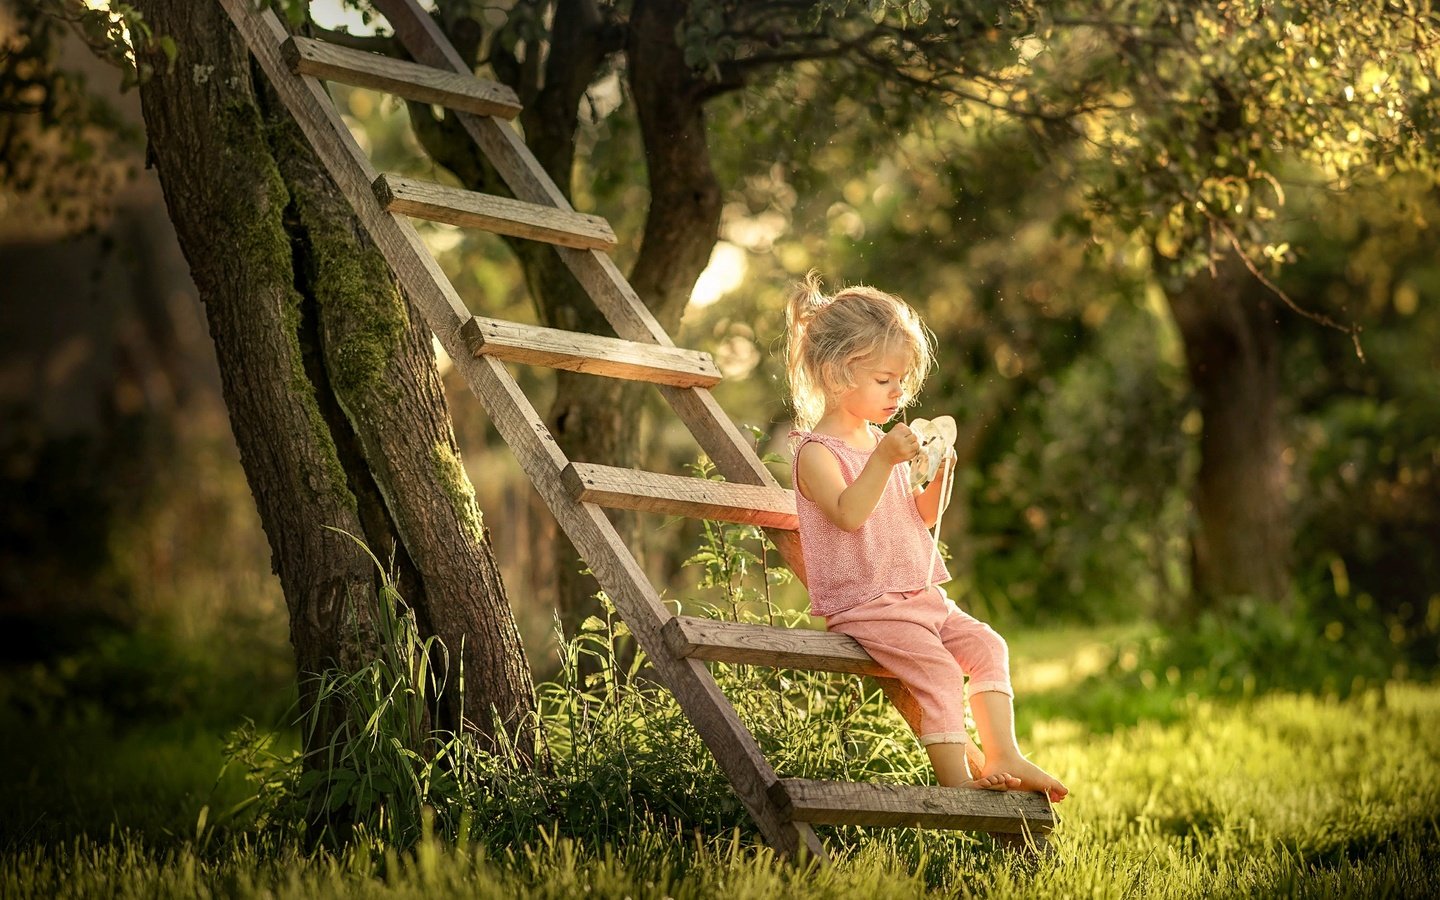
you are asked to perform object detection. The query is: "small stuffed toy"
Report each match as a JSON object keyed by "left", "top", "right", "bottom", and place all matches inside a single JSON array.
[{"left": 907, "top": 415, "right": 957, "bottom": 491}]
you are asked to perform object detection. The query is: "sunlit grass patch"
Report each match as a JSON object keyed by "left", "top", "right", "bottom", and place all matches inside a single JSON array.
[{"left": 1032, "top": 682, "right": 1440, "bottom": 863}]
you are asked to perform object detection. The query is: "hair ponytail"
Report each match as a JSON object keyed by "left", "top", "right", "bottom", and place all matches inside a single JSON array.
[
  {"left": 785, "top": 270, "right": 831, "bottom": 430},
  {"left": 784, "top": 269, "right": 828, "bottom": 337}
]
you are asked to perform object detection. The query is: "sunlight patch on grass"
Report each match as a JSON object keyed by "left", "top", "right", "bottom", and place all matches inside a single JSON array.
[{"left": 1008, "top": 622, "right": 1150, "bottom": 694}]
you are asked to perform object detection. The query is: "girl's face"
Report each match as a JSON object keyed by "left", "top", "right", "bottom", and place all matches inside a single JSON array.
[{"left": 833, "top": 349, "right": 909, "bottom": 425}]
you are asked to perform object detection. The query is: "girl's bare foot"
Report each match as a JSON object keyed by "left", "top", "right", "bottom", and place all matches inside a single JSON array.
[
  {"left": 982, "top": 755, "right": 1068, "bottom": 802},
  {"left": 966, "top": 772, "right": 1022, "bottom": 791}
]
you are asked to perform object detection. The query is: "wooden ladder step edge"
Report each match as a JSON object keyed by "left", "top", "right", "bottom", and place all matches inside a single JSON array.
[
  {"left": 662, "top": 616, "right": 890, "bottom": 676},
  {"left": 460, "top": 317, "right": 721, "bottom": 388},
  {"left": 770, "top": 779, "right": 1055, "bottom": 833},
  {"left": 282, "top": 35, "right": 523, "bottom": 120},
  {"left": 562, "top": 463, "right": 798, "bottom": 529},
  {"left": 374, "top": 173, "right": 618, "bottom": 251}
]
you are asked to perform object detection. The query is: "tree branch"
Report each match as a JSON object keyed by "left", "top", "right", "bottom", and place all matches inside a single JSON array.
[{"left": 1197, "top": 198, "right": 1366, "bottom": 359}]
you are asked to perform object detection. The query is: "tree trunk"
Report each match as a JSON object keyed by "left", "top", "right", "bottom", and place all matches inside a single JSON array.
[
  {"left": 131, "top": 0, "right": 540, "bottom": 759},
  {"left": 1165, "top": 255, "right": 1292, "bottom": 616},
  {"left": 625, "top": 0, "right": 725, "bottom": 337}
]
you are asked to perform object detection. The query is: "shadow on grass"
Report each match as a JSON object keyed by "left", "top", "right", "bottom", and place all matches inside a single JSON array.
[{"left": 0, "top": 619, "right": 295, "bottom": 849}]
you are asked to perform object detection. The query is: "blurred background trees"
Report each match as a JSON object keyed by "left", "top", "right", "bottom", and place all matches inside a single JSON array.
[{"left": 1, "top": 0, "right": 1436, "bottom": 725}]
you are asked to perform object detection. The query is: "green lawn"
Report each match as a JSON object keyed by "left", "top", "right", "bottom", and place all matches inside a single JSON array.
[{"left": 3, "top": 624, "right": 1438, "bottom": 898}]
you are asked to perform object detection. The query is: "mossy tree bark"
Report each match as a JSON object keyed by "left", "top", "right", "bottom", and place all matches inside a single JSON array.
[
  {"left": 1165, "top": 255, "right": 1293, "bottom": 617},
  {"left": 130, "top": 0, "right": 540, "bottom": 760}
]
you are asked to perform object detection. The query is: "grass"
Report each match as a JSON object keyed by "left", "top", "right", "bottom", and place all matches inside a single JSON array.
[{"left": 2, "top": 622, "right": 1438, "bottom": 898}]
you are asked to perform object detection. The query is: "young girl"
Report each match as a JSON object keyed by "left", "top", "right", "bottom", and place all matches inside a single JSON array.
[{"left": 786, "top": 272, "right": 1067, "bottom": 801}]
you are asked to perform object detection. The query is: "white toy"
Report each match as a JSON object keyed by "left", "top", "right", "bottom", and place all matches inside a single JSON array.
[
  {"left": 907, "top": 415, "right": 957, "bottom": 491},
  {"left": 906, "top": 415, "right": 958, "bottom": 588}
]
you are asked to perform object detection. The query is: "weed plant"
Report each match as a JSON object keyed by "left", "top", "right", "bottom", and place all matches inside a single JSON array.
[
  {"left": 217, "top": 535, "right": 497, "bottom": 850},
  {"left": 216, "top": 515, "right": 953, "bottom": 863}
]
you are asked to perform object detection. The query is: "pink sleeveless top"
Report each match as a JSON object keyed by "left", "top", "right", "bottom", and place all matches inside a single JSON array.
[{"left": 790, "top": 428, "right": 950, "bottom": 617}]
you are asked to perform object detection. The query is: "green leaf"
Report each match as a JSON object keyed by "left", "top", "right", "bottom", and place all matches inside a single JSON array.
[{"left": 326, "top": 782, "right": 352, "bottom": 812}]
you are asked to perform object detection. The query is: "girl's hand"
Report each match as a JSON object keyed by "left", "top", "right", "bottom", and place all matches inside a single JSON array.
[{"left": 876, "top": 422, "right": 921, "bottom": 466}]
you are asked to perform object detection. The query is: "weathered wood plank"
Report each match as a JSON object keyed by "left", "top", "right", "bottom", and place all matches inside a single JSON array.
[
  {"left": 670, "top": 620, "right": 990, "bottom": 779},
  {"left": 281, "top": 35, "right": 521, "bottom": 119},
  {"left": 375, "top": 174, "right": 617, "bottom": 251},
  {"left": 563, "top": 464, "right": 798, "bottom": 530},
  {"left": 672, "top": 622, "right": 988, "bottom": 782},
  {"left": 772, "top": 779, "right": 1056, "bottom": 833},
  {"left": 664, "top": 617, "right": 889, "bottom": 676},
  {"left": 459, "top": 317, "right": 719, "bottom": 388}
]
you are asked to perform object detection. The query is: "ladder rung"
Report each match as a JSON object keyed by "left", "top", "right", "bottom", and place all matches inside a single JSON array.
[
  {"left": 460, "top": 317, "right": 720, "bottom": 388},
  {"left": 664, "top": 616, "right": 889, "bottom": 676},
  {"left": 374, "top": 174, "right": 618, "bottom": 251},
  {"left": 282, "top": 36, "right": 522, "bottom": 119},
  {"left": 771, "top": 779, "right": 1055, "bottom": 833},
  {"left": 562, "top": 463, "right": 798, "bottom": 529}
]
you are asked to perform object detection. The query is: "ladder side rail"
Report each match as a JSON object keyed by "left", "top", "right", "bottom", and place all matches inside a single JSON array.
[
  {"left": 362, "top": 3, "right": 680, "bottom": 356},
  {"left": 218, "top": 0, "right": 825, "bottom": 863},
  {"left": 365, "top": 0, "right": 789, "bottom": 491},
  {"left": 368, "top": 0, "right": 804, "bottom": 577},
  {"left": 440, "top": 353, "right": 830, "bottom": 863}
]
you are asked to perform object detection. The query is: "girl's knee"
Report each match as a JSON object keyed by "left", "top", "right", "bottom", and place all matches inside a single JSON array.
[{"left": 949, "top": 623, "right": 1009, "bottom": 673}]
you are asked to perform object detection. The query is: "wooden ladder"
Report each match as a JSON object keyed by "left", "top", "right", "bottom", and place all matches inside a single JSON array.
[{"left": 218, "top": 0, "right": 1054, "bottom": 863}]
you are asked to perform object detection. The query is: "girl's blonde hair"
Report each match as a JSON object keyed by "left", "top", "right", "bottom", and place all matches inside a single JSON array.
[{"left": 784, "top": 271, "right": 935, "bottom": 430}]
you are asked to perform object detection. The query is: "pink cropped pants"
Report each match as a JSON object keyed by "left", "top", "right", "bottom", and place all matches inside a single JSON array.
[{"left": 824, "top": 585, "right": 1011, "bottom": 747}]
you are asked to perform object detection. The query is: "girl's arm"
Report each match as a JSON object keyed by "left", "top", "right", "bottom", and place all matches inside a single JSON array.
[
  {"left": 796, "top": 426, "right": 919, "bottom": 532},
  {"left": 913, "top": 449, "right": 957, "bottom": 528}
]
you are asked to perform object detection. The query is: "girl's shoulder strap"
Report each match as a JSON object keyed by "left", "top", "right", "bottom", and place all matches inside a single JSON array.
[
  {"left": 789, "top": 430, "right": 835, "bottom": 467},
  {"left": 789, "top": 429, "right": 837, "bottom": 450},
  {"left": 788, "top": 429, "right": 872, "bottom": 455}
]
